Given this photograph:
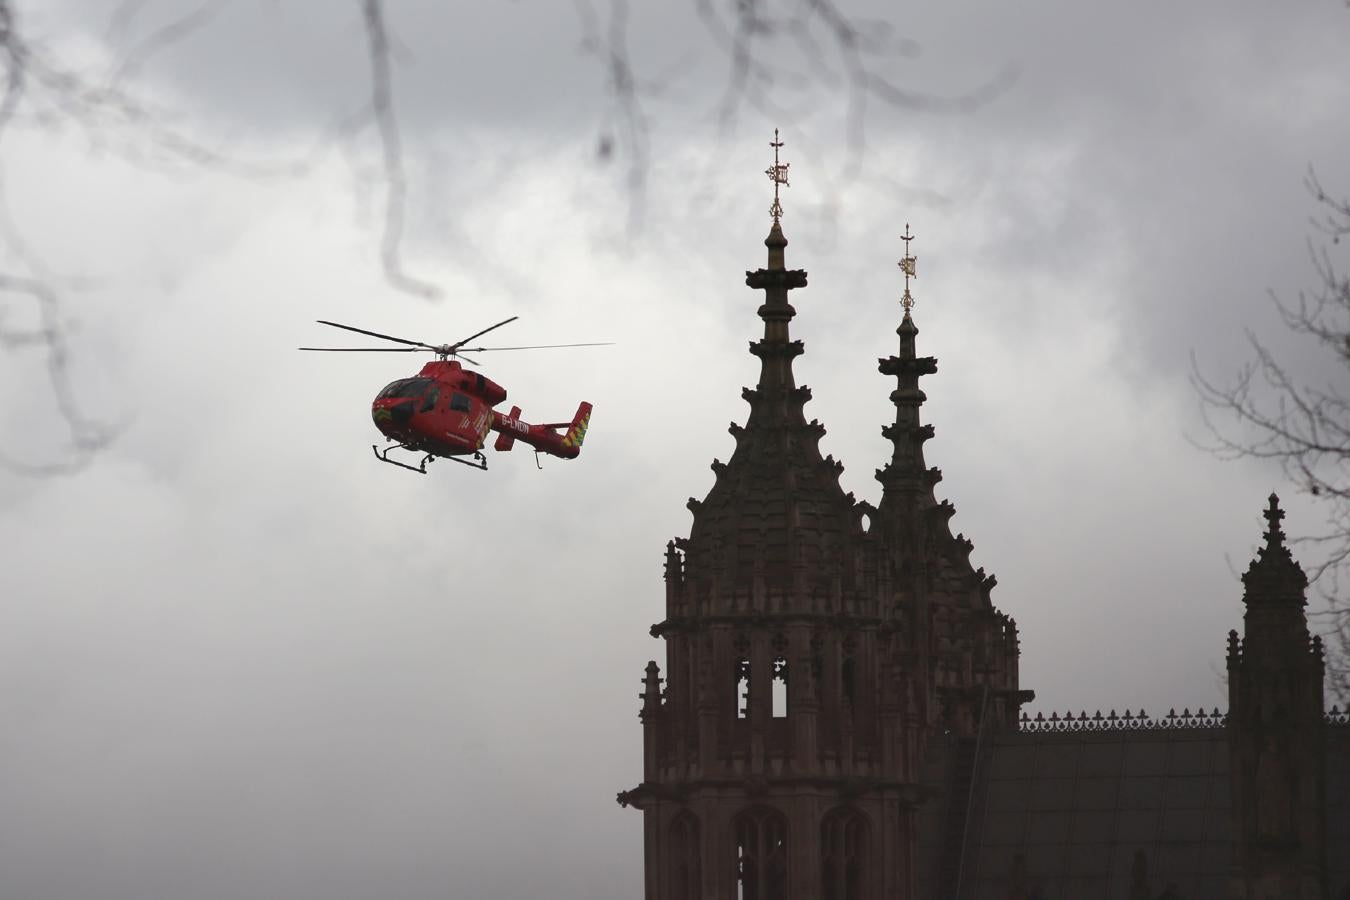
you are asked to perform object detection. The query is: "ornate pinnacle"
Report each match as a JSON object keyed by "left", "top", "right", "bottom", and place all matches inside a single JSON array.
[
  {"left": 1242, "top": 492, "right": 1307, "bottom": 604},
  {"left": 899, "top": 223, "right": 917, "bottom": 313},
  {"left": 1263, "top": 492, "right": 1286, "bottom": 551},
  {"left": 639, "top": 660, "right": 662, "bottom": 721},
  {"left": 765, "top": 128, "right": 789, "bottom": 223}
]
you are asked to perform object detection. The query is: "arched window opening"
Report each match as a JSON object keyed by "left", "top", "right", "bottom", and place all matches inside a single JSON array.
[
  {"left": 841, "top": 657, "right": 856, "bottom": 708},
  {"left": 772, "top": 657, "right": 788, "bottom": 719},
  {"left": 810, "top": 632, "right": 825, "bottom": 701},
  {"left": 821, "top": 808, "right": 869, "bottom": 900},
  {"left": 736, "top": 658, "right": 751, "bottom": 719},
  {"left": 669, "top": 812, "right": 701, "bottom": 900},
  {"left": 735, "top": 807, "right": 789, "bottom": 900}
]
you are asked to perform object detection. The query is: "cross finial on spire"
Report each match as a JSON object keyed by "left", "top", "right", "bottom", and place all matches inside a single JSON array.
[
  {"left": 899, "top": 223, "right": 917, "bottom": 313},
  {"left": 765, "top": 128, "right": 789, "bottom": 223}
]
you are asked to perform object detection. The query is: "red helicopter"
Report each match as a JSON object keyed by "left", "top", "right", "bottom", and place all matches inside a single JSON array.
[{"left": 301, "top": 316, "right": 606, "bottom": 473}]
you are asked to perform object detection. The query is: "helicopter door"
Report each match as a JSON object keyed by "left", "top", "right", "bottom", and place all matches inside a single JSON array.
[{"left": 449, "top": 392, "right": 472, "bottom": 413}]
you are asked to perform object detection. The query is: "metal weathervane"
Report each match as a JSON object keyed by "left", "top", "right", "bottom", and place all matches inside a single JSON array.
[
  {"left": 899, "top": 223, "right": 917, "bottom": 313},
  {"left": 765, "top": 129, "right": 789, "bottom": 223}
]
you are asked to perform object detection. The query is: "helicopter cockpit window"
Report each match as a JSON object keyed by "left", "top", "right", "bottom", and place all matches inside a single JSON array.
[
  {"left": 449, "top": 392, "right": 472, "bottom": 413},
  {"left": 421, "top": 386, "right": 440, "bottom": 413},
  {"left": 377, "top": 378, "right": 433, "bottom": 400}
]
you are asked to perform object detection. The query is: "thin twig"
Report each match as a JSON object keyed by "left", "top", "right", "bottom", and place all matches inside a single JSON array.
[
  {"left": 360, "top": 0, "right": 440, "bottom": 299},
  {"left": 1194, "top": 170, "right": 1350, "bottom": 700}
]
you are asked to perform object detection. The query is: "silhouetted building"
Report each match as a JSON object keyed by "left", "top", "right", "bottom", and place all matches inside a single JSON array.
[{"left": 617, "top": 166, "right": 1349, "bottom": 899}]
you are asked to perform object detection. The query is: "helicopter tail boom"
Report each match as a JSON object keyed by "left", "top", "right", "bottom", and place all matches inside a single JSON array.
[{"left": 489, "top": 402, "right": 591, "bottom": 460}]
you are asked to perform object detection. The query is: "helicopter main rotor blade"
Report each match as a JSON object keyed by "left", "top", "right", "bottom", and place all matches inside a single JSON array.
[
  {"left": 315, "top": 320, "right": 438, "bottom": 350},
  {"left": 449, "top": 315, "right": 519, "bottom": 352},
  {"left": 298, "top": 346, "right": 429, "bottom": 352},
  {"left": 457, "top": 342, "right": 616, "bottom": 352}
]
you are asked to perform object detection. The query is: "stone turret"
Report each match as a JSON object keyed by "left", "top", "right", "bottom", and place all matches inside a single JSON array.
[
  {"left": 621, "top": 139, "right": 1024, "bottom": 900},
  {"left": 1227, "top": 495, "right": 1328, "bottom": 900}
]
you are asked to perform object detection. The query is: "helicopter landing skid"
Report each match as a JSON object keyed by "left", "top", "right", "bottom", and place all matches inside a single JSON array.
[
  {"left": 371, "top": 443, "right": 487, "bottom": 473},
  {"left": 444, "top": 451, "right": 488, "bottom": 471},
  {"left": 372, "top": 443, "right": 433, "bottom": 474}
]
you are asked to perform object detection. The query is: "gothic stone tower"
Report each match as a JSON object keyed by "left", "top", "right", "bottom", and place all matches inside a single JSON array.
[
  {"left": 618, "top": 156, "right": 1025, "bottom": 900},
  {"left": 1227, "top": 495, "right": 1329, "bottom": 900}
]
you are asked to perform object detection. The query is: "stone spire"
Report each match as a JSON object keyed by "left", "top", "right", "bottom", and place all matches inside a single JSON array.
[
  {"left": 1236, "top": 494, "right": 1317, "bottom": 673},
  {"left": 1242, "top": 493, "right": 1309, "bottom": 608},
  {"left": 868, "top": 227, "right": 1024, "bottom": 734},
  {"left": 682, "top": 133, "right": 860, "bottom": 610},
  {"left": 1233, "top": 492, "right": 1320, "bottom": 678},
  {"left": 875, "top": 225, "right": 941, "bottom": 530}
]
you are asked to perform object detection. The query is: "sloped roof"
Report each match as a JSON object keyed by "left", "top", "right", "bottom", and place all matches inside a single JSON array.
[{"left": 916, "top": 719, "right": 1350, "bottom": 900}]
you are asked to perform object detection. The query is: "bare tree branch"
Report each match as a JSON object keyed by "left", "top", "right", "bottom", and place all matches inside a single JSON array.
[
  {"left": 691, "top": 0, "right": 1015, "bottom": 179},
  {"left": 577, "top": 0, "right": 650, "bottom": 231},
  {"left": 109, "top": 1, "right": 224, "bottom": 89},
  {"left": 567, "top": 0, "right": 1011, "bottom": 234},
  {"left": 0, "top": 1, "right": 113, "bottom": 472},
  {"left": 360, "top": 0, "right": 440, "bottom": 299},
  {"left": 1194, "top": 171, "right": 1350, "bottom": 700},
  {"left": 0, "top": 0, "right": 321, "bottom": 473},
  {"left": 0, "top": 272, "right": 120, "bottom": 472},
  {"left": 0, "top": 0, "right": 447, "bottom": 471}
]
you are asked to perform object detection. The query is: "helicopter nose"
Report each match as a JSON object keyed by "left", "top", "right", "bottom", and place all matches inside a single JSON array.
[{"left": 372, "top": 399, "right": 414, "bottom": 434}]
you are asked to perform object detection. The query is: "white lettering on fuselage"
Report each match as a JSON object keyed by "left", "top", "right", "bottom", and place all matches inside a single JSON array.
[{"left": 499, "top": 417, "right": 529, "bottom": 435}]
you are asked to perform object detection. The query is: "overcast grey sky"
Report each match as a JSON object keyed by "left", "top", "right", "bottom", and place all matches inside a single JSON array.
[{"left": 0, "top": 2, "right": 1347, "bottom": 898}]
